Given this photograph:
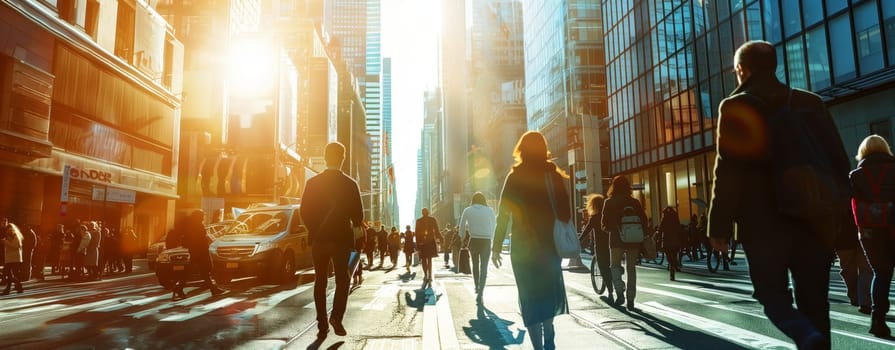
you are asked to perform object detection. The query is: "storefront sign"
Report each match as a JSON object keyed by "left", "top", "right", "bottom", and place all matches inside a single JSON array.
[
  {"left": 92, "top": 187, "right": 105, "bottom": 201},
  {"left": 61, "top": 164, "right": 71, "bottom": 202},
  {"left": 106, "top": 187, "right": 136, "bottom": 204},
  {"left": 71, "top": 167, "right": 113, "bottom": 183}
]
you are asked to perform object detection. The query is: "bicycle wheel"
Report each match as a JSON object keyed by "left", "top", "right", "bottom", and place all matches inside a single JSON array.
[
  {"left": 655, "top": 249, "right": 665, "bottom": 265},
  {"left": 707, "top": 250, "right": 722, "bottom": 273},
  {"left": 590, "top": 255, "right": 606, "bottom": 295}
]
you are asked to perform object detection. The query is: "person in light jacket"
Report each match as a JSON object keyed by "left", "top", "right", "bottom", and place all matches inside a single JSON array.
[
  {"left": 2, "top": 220, "right": 23, "bottom": 294},
  {"left": 458, "top": 192, "right": 496, "bottom": 305},
  {"left": 85, "top": 221, "right": 102, "bottom": 281}
]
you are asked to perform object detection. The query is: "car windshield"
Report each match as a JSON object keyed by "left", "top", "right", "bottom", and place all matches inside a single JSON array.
[{"left": 226, "top": 210, "right": 289, "bottom": 235}]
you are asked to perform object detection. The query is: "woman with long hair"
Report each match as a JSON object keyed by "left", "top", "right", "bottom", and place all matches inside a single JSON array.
[
  {"left": 581, "top": 194, "right": 612, "bottom": 299},
  {"left": 415, "top": 208, "right": 443, "bottom": 289},
  {"left": 849, "top": 134, "right": 895, "bottom": 337},
  {"left": 491, "top": 131, "right": 570, "bottom": 350},
  {"left": 601, "top": 175, "right": 648, "bottom": 310},
  {"left": 2, "top": 219, "right": 24, "bottom": 294}
]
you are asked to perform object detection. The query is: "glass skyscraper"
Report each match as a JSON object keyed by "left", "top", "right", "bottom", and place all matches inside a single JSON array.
[{"left": 603, "top": 0, "right": 895, "bottom": 222}]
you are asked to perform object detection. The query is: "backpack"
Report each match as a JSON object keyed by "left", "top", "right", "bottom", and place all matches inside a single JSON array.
[
  {"left": 754, "top": 89, "right": 849, "bottom": 247},
  {"left": 619, "top": 206, "right": 645, "bottom": 243},
  {"left": 852, "top": 163, "right": 894, "bottom": 229}
]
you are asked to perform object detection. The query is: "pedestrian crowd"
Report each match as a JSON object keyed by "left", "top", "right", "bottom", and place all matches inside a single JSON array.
[{"left": 0, "top": 217, "right": 140, "bottom": 295}]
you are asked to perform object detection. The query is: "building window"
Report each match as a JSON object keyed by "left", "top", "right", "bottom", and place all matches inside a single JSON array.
[
  {"left": 885, "top": 2, "right": 895, "bottom": 66},
  {"left": 870, "top": 119, "right": 892, "bottom": 144},
  {"left": 829, "top": 14, "right": 856, "bottom": 83},
  {"left": 745, "top": 2, "right": 763, "bottom": 40},
  {"left": 806, "top": 25, "right": 831, "bottom": 90},
  {"left": 782, "top": 0, "right": 801, "bottom": 37},
  {"left": 802, "top": 0, "right": 823, "bottom": 27},
  {"left": 57, "top": 0, "right": 76, "bottom": 24},
  {"left": 826, "top": 0, "right": 848, "bottom": 15},
  {"left": 762, "top": 0, "right": 782, "bottom": 44},
  {"left": 85, "top": 0, "right": 99, "bottom": 39},
  {"left": 786, "top": 36, "right": 808, "bottom": 90},
  {"left": 855, "top": 1, "right": 883, "bottom": 75},
  {"left": 115, "top": 1, "right": 136, "bottom": 63}
]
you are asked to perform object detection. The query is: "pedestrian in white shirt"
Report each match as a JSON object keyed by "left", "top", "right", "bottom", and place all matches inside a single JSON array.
[{"left": 458, "top": 192, "right": 497, "bottom": 305}]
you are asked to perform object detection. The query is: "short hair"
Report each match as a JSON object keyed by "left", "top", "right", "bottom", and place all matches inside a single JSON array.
[
  {"left": 324, "top": 142, "right": 346, "bottom": 167},
  {"left": 856, "top": 134, "right": 893, "bottom": 161},
  {"left": 421, "top": 208, "right": 429, "bottom": 216},
  {"left": 735, "top": 40, "right": 776, "bottom": 75},
  {"left": 471, "top": 192, "right": 487, "bottom": 206}
]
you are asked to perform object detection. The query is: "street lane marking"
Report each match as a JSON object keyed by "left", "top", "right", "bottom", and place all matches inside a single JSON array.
[
  {"left": 127, "top": 293, "right": 212, "bottom": 319},
  {"left": 90, "top": 294, "right": 171, "bottom": 312},
  {"left": 362, "top": 284, "right": 400, "bottom": 311},
  {"left": 640, "top": 301, "right": 796, "bottom": 350},
  {"left": 62, "top": 298, "right": 119, "bottom": 311},
  {"left": 159, "top": 297, "right": 243, "bottom": 322},
  {"left": 434, "top": 281, "right": 460, "bottom": 350},
  {"left": 0, "top": 291, "right": 96, "bottom": 312},
  {"left": 233, "top": 285, "right": 312, "bottom": 320}
]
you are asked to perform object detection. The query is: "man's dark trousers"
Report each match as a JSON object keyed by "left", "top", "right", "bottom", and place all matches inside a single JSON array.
[
  {"left": 312, "top": 242, "right": 351, "bottom": 327},
  {"left": 743, "top": 227, "right": 834, "bottom": 348}
]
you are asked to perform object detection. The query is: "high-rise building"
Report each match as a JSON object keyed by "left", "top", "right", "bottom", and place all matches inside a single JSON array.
[
  {"left": 0, "top": 0, "right": 183, "bottom": 249},
  {"left": 417, "top": 88, "right": 444, "bottom": 221},
  {"left": 381, "top": 57, "right": 397, "bottom": 225},
  {"left": 523, "top": 0, "right": 609, "bottom": 221},
  {"left": 439, "top": 0, "right": 468, "bottom": 225},
  {"left": 602, "top": 0, "right": 895, "bottom": 222},
  {"left": 469, "top": 0, "right": 526, "bottom": 204}
]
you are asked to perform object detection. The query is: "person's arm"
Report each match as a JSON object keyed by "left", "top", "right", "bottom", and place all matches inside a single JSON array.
[
  {"left": 458, "top": 207, "right": 468, "bottom": 240},
  {"left": 348, "top": 179, "right": 365, "bottom": 228},
  {"left": 492, "top": 173, "right": 513, "bottom": 267},
  {"left": 708, "top": 98, "right": 749, "bottom": 252}
]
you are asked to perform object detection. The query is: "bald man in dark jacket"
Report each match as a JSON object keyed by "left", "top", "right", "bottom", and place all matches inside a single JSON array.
[
  {"left": 301, "top": 142, "right": 364, "bottom": 339},
  {"left": 708, "top": 40, "right": 852, "bottom": 350}
]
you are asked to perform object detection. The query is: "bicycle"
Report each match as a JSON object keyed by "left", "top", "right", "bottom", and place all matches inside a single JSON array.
[{"left": 590, "top": 250, "right": 606, "bottom": 295}]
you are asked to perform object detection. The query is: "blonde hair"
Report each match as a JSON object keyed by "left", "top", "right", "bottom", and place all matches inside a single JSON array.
[
  {"left": 586, "top": 194, "right": 605, "bottom": 217},
  {"left": 856, "top": 134, "right": 893, "bottom": 161}
]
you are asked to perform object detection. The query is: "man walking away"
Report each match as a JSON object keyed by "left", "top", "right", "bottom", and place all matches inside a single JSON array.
[
  {"left": 301, "top": 142, "right": 365, "bottom": 340},
  {"left": 709, "top": 40, "right": 853, "bottom": 349},
  {"left": 457, "top": 192, "right": 496, "bottom": 305}
]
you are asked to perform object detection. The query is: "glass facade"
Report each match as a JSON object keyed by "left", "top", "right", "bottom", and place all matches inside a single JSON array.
[{"left": 603, "top": 0, "right": 895, "bottom": 222}]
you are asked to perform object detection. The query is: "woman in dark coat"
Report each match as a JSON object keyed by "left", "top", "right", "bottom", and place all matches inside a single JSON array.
[
  {"left": 402, "top": 225, "right": 415, "bottom": 273},
  {"left": 849, "top": 134, "right": 895, "bottom": 338},
  {"left": 491, "top": 131, "right": 569, "bottom": 350},
  {"left": 601, "top": 175, "right": 648, "bottom": 310},
  {"left": 658, "top": 207, "right": 683, "bottom": 281},
  {"left": 581, "top": 194, "right": 612, "bottom": 300}
]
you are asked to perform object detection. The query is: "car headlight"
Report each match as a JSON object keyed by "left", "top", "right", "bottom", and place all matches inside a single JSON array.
[
  {"left": 156, "top": 252, "right": 170, "bottom": 263},
  {"left": 252, "top": 241, "right": 275, "bottom": 256}
]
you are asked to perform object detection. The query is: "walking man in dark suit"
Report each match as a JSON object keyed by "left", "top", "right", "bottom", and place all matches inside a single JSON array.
[
  {"left": 708, "top": 40, "right": 852, "bottom": 349},
  {"left": 301, "top": 142, "right": 365, "bottom": 339}
]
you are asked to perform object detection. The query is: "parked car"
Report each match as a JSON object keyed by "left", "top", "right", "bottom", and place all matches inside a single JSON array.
[
  {"left": 208, "top": 204, "right": 311, "bottom": 284},
  {"left": 154, "top": 223, "right": 231, "bottom": 289}
]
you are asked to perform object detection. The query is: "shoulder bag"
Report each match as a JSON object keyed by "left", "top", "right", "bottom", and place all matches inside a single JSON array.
[{"left": 545, "top": 172, "right": 581, "bottom": 258}]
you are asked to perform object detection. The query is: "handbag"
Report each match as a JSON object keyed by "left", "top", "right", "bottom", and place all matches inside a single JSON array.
[
  {"left": 348, "top": 250, "right": 361, "bottom": 276},
  {"left": 545, "top": 172, "right": 581, "bottom": 258},
  {"left": 642, "top": 234, "right": 657, "bottom": 260}
]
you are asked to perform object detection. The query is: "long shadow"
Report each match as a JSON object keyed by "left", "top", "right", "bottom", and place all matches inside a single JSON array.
[
  {"left": 405, "top": 289, "right": 429, "bottom": 311},
  {"left": 397, "top": 271, "right": 417, "bottom": 283},
  {"left": 461, "top": 304, "right": 526, "bottom": 349},
  {"left": 606, "top": 304, "right": 750, "bottom": 350}
]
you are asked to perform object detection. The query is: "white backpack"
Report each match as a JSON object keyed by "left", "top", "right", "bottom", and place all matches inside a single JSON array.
[{"left": 619, "top": 206, "right": 645, "bottom": 243}]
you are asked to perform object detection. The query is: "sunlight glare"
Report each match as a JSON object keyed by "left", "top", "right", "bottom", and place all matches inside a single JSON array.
[{"left": 227, "top": 39, "right": 276, "bottom": 97}]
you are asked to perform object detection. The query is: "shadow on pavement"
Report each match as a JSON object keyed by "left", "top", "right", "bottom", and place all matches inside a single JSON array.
[
  {"left": 461, "top": 305, "right": 526, "bottom": 348},
  {"left": 617, "top": 305, "right": 751, "bottom": 349},
  {"left": 405, "top": 289, "right": 428, "bottom": 311},
  {"left": 398, "top": 271, "right": 417, "bottom": 283},
  {"left": 307, "top": 339, "right": 344, "bottom": 350}
]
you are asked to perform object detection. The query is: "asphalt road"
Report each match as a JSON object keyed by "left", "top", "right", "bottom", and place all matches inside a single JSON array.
[{"left": 0, "top": 253, "right": 892, "bottom": 349}]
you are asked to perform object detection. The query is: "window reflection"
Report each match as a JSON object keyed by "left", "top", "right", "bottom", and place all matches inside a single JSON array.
[
  {"left": 884, "top": 2, "right": 895, "bottom": 66},
  {"left": 855, "top": 1, "right": 883, "bottom": 75},
  {"left": 786, "top": 37, "right": 808, "bottom": 90},
  {"left": 830, "top": 14, "right": 856, "bottom": 83},
  {"left": 806, "top": 26, "right": 831, "bottom": 90}
]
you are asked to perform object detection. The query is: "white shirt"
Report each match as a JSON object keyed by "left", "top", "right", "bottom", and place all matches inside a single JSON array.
[{"left": 457, "top": 204, "right": 496, "bottom": 240}]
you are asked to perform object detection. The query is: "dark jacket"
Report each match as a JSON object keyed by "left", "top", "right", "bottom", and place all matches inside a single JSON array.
[
  {"left": 707, "top": 73, "right": 853, "bottom": 247},
  {"left": 849, "top": 152, "right": 895, "bottom": 240},
  {"left": 601, "top": 195, "right": 648, "bottom": 249},
  {"left": 659, "top": 209, "right": 684, "bottom": 250},
  {"left": 301, "top": 169, "right": 365, "bottom": 250}
]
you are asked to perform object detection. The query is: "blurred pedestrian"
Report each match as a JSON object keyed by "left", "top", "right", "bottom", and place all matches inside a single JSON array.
[
  {"left": 364, "top": 222, "right": 376, "bottom": 270},
  {"left": 72, "top": 224, "right": 90, "bottom": 281},
  {"left": 49, "top": 224, "right": 65, "bottom": 275},
  {"left": 85, "top": 221, "right": 101, "bottom": 281},
  {"left": 388, "top": 226, "right": 401, "bottom": 268},
  {"left": 658, "top": 207, "right": 684, "bottom": 281},
  {"left": 415, "top": 208, "right": 442, "bottom": 289},
  {"left": 457, "top": 192, "right": 496, "bottom": 305},
  {"left": 376, "top": 224, "right": 388, "bottom": 269},
  {"left": 491, "top": 131, "right": 570, "bottom": 350},
  {"left": 849, "top": 134, "right": 895, "bottom": 337},
  {"left": 708, "top": 40, "right": 853, "bottom": 349},
  {"left": 602, "top": 175, "right": 648, "bottom": 310},
  {"left": 300, "top": 142, "right": 365, "bottom": 339},
  {"left": 173, "top": 210, "right": 226, "bottom": 301},
  {"left": 442, "top": 224, "right": 453, "bottom": 269},
  {"left": 581, "top": 194, "right": 612, "bottom": 299},
  {"left": 20, "top": 224, "right": 36, "bottom": 281},
  {"left": 353, "top": 223, "right": 366, "bottom": 286},
  {"left": 402, "top": 225, "right": 415, "bottom": 273},
  {"left": 121, "top": 227, "right": 138, "bottom": 273},
  {"left": 2, "top": 220, "right": 23, "bottom": 295}
]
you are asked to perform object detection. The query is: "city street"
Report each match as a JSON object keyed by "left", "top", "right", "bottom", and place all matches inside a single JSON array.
[{"left": 0, "top": 253, "right": 892, "bottom": 350}]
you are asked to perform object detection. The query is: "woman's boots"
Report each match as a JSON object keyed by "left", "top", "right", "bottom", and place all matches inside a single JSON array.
[{"left": 869, "top": 317, "right": 891, "bottom": 338}]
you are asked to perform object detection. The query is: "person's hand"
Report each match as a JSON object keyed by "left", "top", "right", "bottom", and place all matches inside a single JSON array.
[
  {"left": 491, "top": 254, "right": 502, "bottom": 268},
  {"left": 709, "top": 237, "right": 729, "bottom": 254}
]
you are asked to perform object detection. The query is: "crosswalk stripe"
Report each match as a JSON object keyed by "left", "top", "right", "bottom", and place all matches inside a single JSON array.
[
  {"left": 640, "top": 301, "right": 796, "bottom": 349},
  {"left": 363, "top": 284, "right": 400, "bottom": 311},
  {"left": 90, "top": 294, "right": 171, "bottom": 312},
  {"left": 160, "top": 297, "right": 244, "bottom": 322},
  {"left": 0, "top": 291, "right": 96, "bottom": 312},
  {"left": 128, "top": 293, "right": 213, "bottom": 319}
]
